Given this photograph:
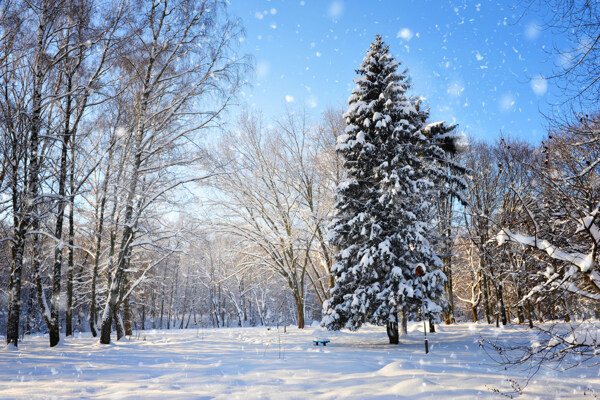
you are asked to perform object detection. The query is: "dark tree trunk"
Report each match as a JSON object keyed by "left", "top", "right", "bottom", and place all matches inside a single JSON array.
[
  {"left": 66, "top": 124, "right": 79, "bottom": 337},
  {"left": 295, "top": 296, "right": 305, "bottom": 329},
  {"left": 123, "top": 298, "right": 132, "bottom": 336},
  {"left": 185, "top": 310, "right": 192, "bottom": 329},
  {"left": 24, "top": 290, "right": 33, "bottom": 337},
  {"left": 443, "top": 255, "right": 454, "bottom": 324},
  {"left": 516, "top": 284, "right": 525, "bottom": 324},
  {"left": 496, "top": 282, "right": 507, "bottom": 325},
  {"left": 159, "top": 291, "right": 165, "bottom": 329},
  {"left": 150, "top": 287, "right": 157, "bottom": 329},
  {"left": 387, "top": 320, "right": 399, "bottom": 344},
  {"left": 527, "top": 301, "right": 534, "bottom": 328},
  {"left": 180, "top": 306, "right": 187, "bottom": 329},
  {"left": 122, "top": 269, "right": 133, "bottom": 336},
  {"left": 428, "top": 318, "right": 436, "bottom": 333},
  {"left": 65, "top": 157, "right": 75, "bottom": 336},
  {"left": 481, "top": 269, "right": 492, "bottom": 324},
  {"left": 6, "top": 235, "right": 24, "bottom": 347},
  {"left": 471, "top": 304, "right": 478, "bottom": 323},
  {"left": 141, "top": 304, "right": 146, "bottom": 331}
]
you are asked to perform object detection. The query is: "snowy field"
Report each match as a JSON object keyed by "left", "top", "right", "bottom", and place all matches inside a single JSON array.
[{"left": 1, "top": 323, "right": 598, "bottom": 399}]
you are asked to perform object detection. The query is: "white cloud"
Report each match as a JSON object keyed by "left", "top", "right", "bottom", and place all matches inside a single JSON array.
[
  {"left": 270, "top": 8, "right": 277, "bottom": 15},
  {"left": 530, "top": 75, "right": 547, "bottom": 96},
  {"left": 475, "top": 52, "right": 483, "bottom": 61},
  {"left": 270, "top": 22, "right": 277, "bottom": 29},
  {"left": 285, "top": 95, "right": 295, "bottom": 103},
  {"left": 254, "top": 11, "right": 264, "bottom": 20},
  {"left": 306, "top": 96, "right": 318, "bottom": 108},
  {"left": 328, "top": 1, "right": 344, "bottom": 19},
  {"left": 316, "top": 52, "right": 322, "bottom": 57},
  {"left": 397, "top": 28, "right": 414, "bottom": 41}
]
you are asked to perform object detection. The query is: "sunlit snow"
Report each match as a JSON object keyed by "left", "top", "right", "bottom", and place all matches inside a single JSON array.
[{"left": 1, "top": 323, "right": 596, "bottom": 399}]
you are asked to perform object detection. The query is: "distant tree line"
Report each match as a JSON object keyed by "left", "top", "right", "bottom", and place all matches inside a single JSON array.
[{"left": 0, "top": 1, "right": 597, "bottom": 364}]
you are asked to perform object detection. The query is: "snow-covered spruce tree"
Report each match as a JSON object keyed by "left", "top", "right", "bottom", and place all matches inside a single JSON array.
[{"left": 322, "top": 35, "right": 458, "bottom": 344}]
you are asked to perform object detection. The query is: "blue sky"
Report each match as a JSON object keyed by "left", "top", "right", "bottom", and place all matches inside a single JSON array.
[{"left": 228, "top": 0, "right": 566, "bottom": 143}]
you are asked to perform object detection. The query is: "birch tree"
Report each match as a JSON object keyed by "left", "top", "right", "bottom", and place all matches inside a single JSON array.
[
  {"left": 1, "top": 0, "right": 63, "bottom": 347},
  {"left": 99, "top": 0, "right": 246, "bottom": 344}
]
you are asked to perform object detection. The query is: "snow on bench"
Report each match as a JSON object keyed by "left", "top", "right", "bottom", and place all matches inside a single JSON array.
[{"left": 313, "top": 339, "right": 330, "bottom": 346}]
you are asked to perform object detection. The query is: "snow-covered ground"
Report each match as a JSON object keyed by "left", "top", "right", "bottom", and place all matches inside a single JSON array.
[{"left": 1, "top": 322, "right": 598, "bottom": 399}]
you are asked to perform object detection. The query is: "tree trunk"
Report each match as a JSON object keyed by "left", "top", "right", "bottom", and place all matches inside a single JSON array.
[
  {"left": 12, "top": 6, "right": 47, "bottom": 347},
  {"left": 114, "top": 306, "right": 124, "bottom": 340},
  {"left": 24, "top": 291, "right": 34, "bottom": 337},
  {"left": 515, "top": 284, "right": 525, "bottom": 324},
  {"left": 526, "top": 301, "right": 534, "bottom": 328},
  {"left": 99, "top": 228, "right": 132, "bottom": 344},
  {"left": 99, "top": 137, "right": 141, "bottom": 343},
  {"left": 295, "top": 296, "right": 305, "bottom": 329},
  {"left": 387, "top": 320, "right": 399, "bottom": 344},
  {"left": 141, "top": 304, "right": 146, "bottom": 331},
  {"left": 99, "top": 18, "right": 154, "bottom": 342},
  {"left": 562, "top": 298, "right": 571, "bottom": 323},
  {"left": 6, "top": 234, "right": 24, "bottom": 347},
  {"left": 61, "top": 71, "right": 75, "bottom": 338},
  {"left": 122, "top": 268, "right": 133, "bottom": 336},
  {"left": 167, "top": 263, "right": 178, "bottom": 329},
  {"left": 65, "top": 156, "right": 75, "bottom": 336},
  {"left": 159, "top": 293, "right": 165, "bottom": 329},
  {"left": 34, "top": 232, "right": 59, "bottom": 347},
  {"left": 186, "top": 310, "right": 192, "bottom": 329},
  {"left": 89, "top": 142, "right": 114, "bottom": 337},
  {"left": 471, "top": 304, "right": 478, "bottom": 323},
  {"left": 400, "top": 308, "right": 408, "bottom": 336},
  {"left": 123, "top": 297, "right": 132, "bottom": 336},
  {"left": 428, "top": 318, "right": 436, "bottom": 333},
  {"left": 443, "top": 251, "right": 454, "bottom": 324},
  {"left": 47, "top": 61, "right": 75, "bottom": 346},
  {"left": 496, "top": 282, "right": 507, "bottom": 325},
  {"left": 481, "top": 269, "right": 492, "bottom": 324},
  {"left": 98, "top": 146, "right": 124, "bottom": 339}
]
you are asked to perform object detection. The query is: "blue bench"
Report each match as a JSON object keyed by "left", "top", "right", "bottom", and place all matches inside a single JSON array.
[{"left": 313, "top": 339, "right": 330, "bottom": 346}]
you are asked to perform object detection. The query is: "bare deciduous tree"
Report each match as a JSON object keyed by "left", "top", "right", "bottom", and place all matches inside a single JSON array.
[{"left": 98, "top": 0, "right": 246, "bottom": 344}]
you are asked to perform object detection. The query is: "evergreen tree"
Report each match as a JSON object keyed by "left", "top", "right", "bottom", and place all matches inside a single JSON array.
[{"left": 323, "top": 35, "right": 464, "bottom": 344}]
